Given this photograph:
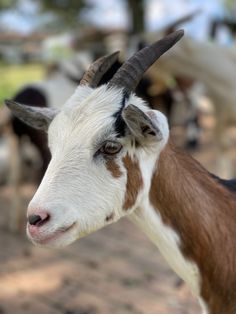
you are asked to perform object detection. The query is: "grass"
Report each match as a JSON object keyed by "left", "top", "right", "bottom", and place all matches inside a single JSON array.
[{"left": 0, "top": 63, "right": 45, "bottom": 105}]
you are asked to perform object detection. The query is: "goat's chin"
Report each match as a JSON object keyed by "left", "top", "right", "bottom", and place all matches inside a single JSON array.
[
  {"left": 35, "top": 234, "right": 77, "bottom": 249},
  {"left": 27, "top": 220, "right": 108, "bottom": 249},
  {"left": 27, "top": 223, "right": 79, "bottom": 249}
]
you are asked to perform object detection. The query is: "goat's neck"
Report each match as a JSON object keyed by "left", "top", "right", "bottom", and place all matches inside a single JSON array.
[{"left": 130, "top": 140, "right": 236, "bottom": 314}]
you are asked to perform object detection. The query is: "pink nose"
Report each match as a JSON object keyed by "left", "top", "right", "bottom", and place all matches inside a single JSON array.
[
  {"left": 28, "top": 211, "right": 50, "bottom": 227},
  {"left": 27, "top": 211, "right": 50, "bottom": 238}
]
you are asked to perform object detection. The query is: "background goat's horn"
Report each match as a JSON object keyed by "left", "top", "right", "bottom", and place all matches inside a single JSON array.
[
  {"left": 163, "top": 10, "right": 201, "bottom": 34},
  {"left": 80, "top": 51, "right": 120, "bottom": 88},
  {"left": 108, "top": 30, "right": 184, "bottom": 94}
]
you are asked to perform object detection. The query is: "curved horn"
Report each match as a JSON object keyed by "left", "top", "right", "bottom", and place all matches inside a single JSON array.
[
  {"left": 108, "top": 30, "right": 184, "bottom": 94},
  {"left": 163, "top": 10, "right": 201, "bottom": 34},
  {"left": 80, "top": 51, "right": 120, "bottom": 88}
]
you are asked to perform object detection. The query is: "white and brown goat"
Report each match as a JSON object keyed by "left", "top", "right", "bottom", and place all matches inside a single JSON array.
[{"left": 5, "top": 30, "right": 236, "bottom": 314}]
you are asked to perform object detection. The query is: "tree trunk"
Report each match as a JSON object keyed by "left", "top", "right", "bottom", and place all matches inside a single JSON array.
[{"left": 127, "top": 0, "right": 145, "bottom": 34}]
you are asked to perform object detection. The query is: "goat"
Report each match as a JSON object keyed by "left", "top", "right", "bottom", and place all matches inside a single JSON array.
[
  {"left": 151, "top": 34, "right": 236, "bottom": 177},
  {"left": 5, "top": 51, "right": 179, "bottom": 233},
  {"left": 5, "top": 30, "right": 236, "bottom": 314}
]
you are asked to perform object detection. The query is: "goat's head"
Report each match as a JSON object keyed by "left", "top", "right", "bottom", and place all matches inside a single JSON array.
[{"left": 5, "top": 30, "right": 183, "bottom": 248}]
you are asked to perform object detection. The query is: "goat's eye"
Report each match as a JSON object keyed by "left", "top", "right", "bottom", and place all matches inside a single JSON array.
[{"left": 100, "top": 141, "right": 122, "bottom": 155}]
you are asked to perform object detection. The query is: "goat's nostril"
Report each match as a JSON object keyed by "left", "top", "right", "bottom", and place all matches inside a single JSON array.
[
  {"left": 28, "top": 215, "right": 42, "bottom": 225},
  {"left": 28, "top": 213, "right": 49, "bottom": 226}
]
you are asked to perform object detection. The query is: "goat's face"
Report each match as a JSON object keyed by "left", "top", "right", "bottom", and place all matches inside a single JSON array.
[
  {"left": 5, "top": 30, "right": 183, "bottom": 248},
  {"left": 26, "top": 85, "right": 169, "bottom": 248}
]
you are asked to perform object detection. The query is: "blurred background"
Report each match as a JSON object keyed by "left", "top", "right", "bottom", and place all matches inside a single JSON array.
[{"left": 1, "top": 0, "right": 236, "bottom": 313}]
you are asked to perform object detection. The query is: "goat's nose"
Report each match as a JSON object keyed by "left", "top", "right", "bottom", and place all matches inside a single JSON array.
[{"left": 28, "top": 212, "right": 50, "bottom": 227}]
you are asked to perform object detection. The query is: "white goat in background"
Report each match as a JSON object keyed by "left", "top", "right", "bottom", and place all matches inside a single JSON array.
[
  {"left": 152, "top": 34, "right": 236, "bottom": 177},
  {"left": 5, "top": 30, "right": 236, "bottom": 314}
]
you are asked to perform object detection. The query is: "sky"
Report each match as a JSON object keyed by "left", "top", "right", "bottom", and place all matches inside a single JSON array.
[{"left": 0, "top": 0, "right": 229, "bottom": 40}]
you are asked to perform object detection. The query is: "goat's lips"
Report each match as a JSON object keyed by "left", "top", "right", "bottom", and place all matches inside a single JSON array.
[{"left": 27, "top": 222, "right": 76, "bottom": 245}]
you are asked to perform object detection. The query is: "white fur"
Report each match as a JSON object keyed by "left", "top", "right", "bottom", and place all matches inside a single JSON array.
[
  {"left": 199, "top": 299, "right": 209, "bottom": 314},
  {"left": 28, "top": 86, "right": 141, "bottom": 247},
  {"left": 129, "top": 203, "right": 201, "bottom": 295},
  {"left": 28, "top": 85, "right": 170, "bottom": 248}
]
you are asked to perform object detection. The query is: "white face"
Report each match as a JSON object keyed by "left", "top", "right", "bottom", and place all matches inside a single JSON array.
[{"left": 27, "top": 85, "right": 169, "bottom": 248}]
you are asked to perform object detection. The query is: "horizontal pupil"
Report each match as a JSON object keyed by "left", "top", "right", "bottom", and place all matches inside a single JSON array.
[{"left": 106, "top": 145, "right": 117, "bottom": 151}]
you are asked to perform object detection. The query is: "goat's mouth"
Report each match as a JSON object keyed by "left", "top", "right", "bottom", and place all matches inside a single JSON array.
[{"left": 27, "top": 222, "right": 77, "bottom": 247}]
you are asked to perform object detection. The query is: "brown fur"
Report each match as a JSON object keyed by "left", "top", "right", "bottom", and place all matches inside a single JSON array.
[
  {"left": 149, "top": 140, "right": 236, "bottom": 314},
  {"left": 123, "top": 154, "right": 143, "bottom": 211},
  {"left": 106, "top": 159, "right": 122, "bottom": 178}
]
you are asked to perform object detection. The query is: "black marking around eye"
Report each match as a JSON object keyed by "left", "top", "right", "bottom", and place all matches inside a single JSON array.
[{"left": 113, "top": 91, "right": 129, "bottom": 137}]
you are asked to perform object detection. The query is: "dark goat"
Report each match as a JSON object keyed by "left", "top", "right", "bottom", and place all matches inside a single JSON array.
[{"left": 12, "top": 87, "right": 50, "bottom": 181}]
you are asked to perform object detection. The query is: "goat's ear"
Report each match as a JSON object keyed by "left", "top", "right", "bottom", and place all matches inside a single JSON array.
[
  {"left": 122, "top": 104, "right": 163, "bottom": 142},
  {"left": 4, "top": 100, "right": 58, "bottom": 131}
]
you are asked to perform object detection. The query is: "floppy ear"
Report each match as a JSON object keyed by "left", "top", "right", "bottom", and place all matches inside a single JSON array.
[
  {"left": 122, "top": 104, "right": 163, "bottom": 142},
  {"left": 4, "top": 100, "right": 58, "bottom": 131}
]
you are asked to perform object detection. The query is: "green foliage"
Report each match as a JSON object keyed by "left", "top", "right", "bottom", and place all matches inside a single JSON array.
[
  {"left": 39, "top": 0, "right": 90, "bottom": 29},
  {"left": 0, "top": 63, "right": 44, "bottom": 105},
  {"left": 0, "top": 0, "right": 90, "bottom": 29},
  {"left": 0, "top": 0, "right": 16, "bottom": 10},
  {"left": 223, "top": 0, "right": 236, "bottom": 11}
]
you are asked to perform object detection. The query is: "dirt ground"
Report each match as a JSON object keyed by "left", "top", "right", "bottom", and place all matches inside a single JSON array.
[{"left": 0, "top": 114, "right": 236, "bottom": 314}]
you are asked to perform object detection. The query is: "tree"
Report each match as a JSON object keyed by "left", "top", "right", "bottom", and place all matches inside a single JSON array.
[
  {"left": 0, "top": 0, "right": 16, "bottom": 11},
  {"left": 38, "top": 0, "right": 90, "bottom": 29},
  {"left": 223, "top": 0, "right": 236, "bottom": 13},
  {"left": 127, "top": 0, "right": 145, "bottom": 34}
]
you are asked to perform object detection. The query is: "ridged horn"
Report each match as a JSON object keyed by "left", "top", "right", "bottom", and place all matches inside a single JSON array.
[
  {"left": 108, "top": 30, "right": 184, "bottom": 94},
  {"left": 80, "top": 51, "right": 120, "bottom": 88}
]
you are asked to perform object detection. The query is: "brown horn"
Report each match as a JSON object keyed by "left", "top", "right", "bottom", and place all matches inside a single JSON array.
[
  {"left": 80, "top": 51, "right": 120, "bottom": 88},
  {"left": 108, "top": 30, "right": 184, "bottom": 94},
  {"left": 163, "top": 10, "right": 201, "bottom": 34}
]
